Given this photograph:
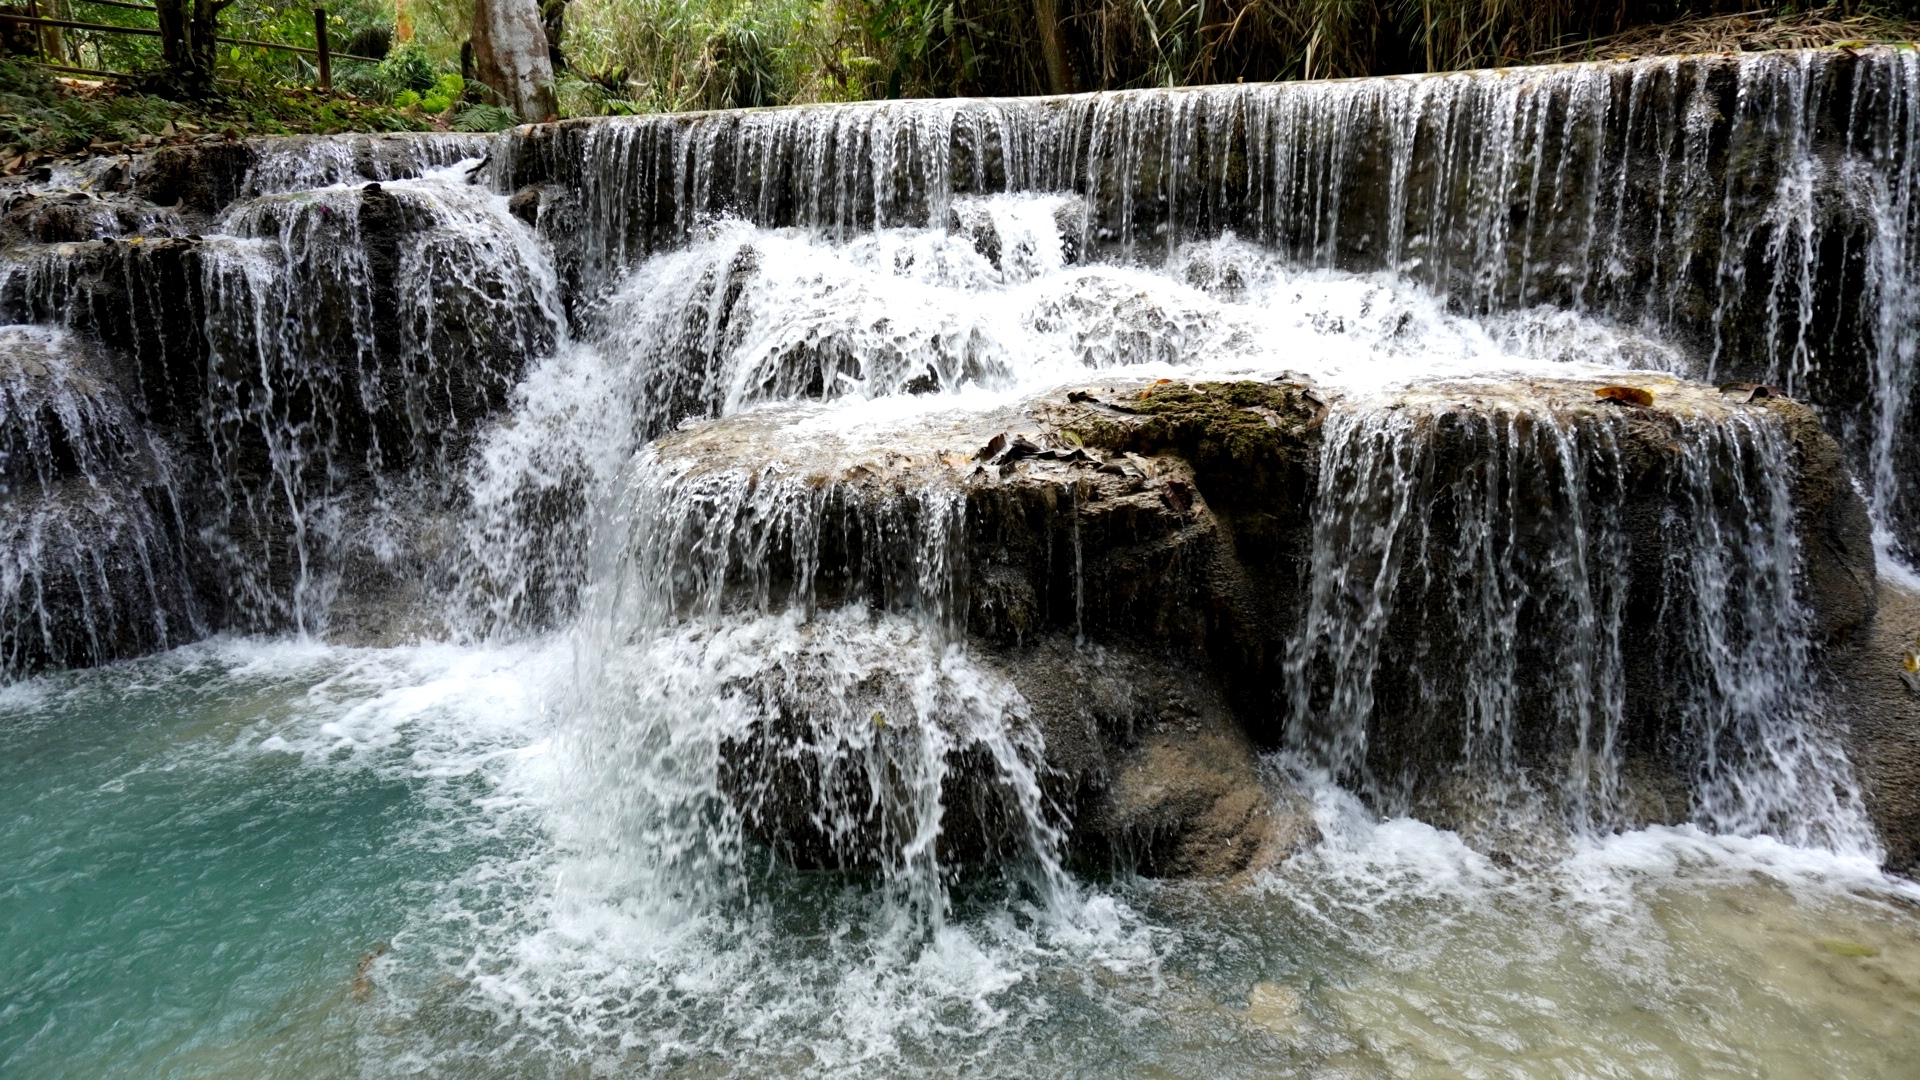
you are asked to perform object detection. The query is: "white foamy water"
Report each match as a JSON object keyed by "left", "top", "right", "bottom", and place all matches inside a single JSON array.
[
  {"left": 39, "top": 633, "right": 1891, "bottom": 1079},
  {"left": 580, "top": 203, "right": 1666, "bottom": 425}
]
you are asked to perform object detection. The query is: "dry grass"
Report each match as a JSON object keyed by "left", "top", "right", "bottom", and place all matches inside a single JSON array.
[{"left": 1531, "top": 6, "right": 1920, "bottom": 64}]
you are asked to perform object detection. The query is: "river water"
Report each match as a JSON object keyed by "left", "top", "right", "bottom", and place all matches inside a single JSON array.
[{"left": 4, "top": 637, "right": 1918, "bottom": 1077}]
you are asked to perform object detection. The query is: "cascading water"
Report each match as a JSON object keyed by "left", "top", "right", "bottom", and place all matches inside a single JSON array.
[
  {"left": 194, "top": 168, "right": 562, "bottom": 630},
  {"left": 1284, "top": 388, "right": 1874, "bottom": 853},
  {"left": 1, "top": 148, "right": 565, "bottom": 638},
  {"left": 4, "top": 46, "right": 1920, "bottom": 1080},
  {"left": 507, "top": 47, "right": 1920, "bottom": 554},
  {"left": 0, "top": 324, "right": 200, "bottom": 675}
]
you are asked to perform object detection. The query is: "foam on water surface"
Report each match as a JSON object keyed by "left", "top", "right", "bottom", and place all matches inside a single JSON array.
[
  {"left": 575, "top": 209, "right": 1661, "bottom": 433},
  {"left": 9, "top": 635, "right": 1917, "bottom": 1078}
]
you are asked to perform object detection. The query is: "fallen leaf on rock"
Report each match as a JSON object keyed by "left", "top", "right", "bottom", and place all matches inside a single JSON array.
[
  {"left": 1162, "top": 479, "right": 1194, "bottom": 513},
  {"left": 1139, "top": 378, "right": 1177, "bottom": 400},
  {"left": 1595, "top": 385, "right": 1654, "bottom": 407},
  {"left": 1818, "top": 937, "right": 1878, "bottom": 958},
  {"left": 975, "top": 433, "right": 1008, "bottom": 461}
]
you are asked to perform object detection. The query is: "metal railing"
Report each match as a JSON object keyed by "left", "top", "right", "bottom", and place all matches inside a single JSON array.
[{"left": 0, "top": 3, "right": 380, "bottom": 87}]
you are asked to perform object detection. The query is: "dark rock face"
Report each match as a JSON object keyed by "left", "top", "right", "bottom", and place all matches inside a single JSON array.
[
  {"left": 995, "top": 637, "right": 1317, "bottom": 879},
  {"left": 713, "top": 626, "right": 1315, "bottom": 879},
  {"left": 0, "top": 136, "right": 556, "bottom": 651},
  {"left": 129, "top": 141, "right": 257, "bottom": 219}
]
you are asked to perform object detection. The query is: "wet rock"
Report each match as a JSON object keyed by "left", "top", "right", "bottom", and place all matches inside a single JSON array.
[
  {"left": 1831, "top": 579, "right": 1920, "bottom": 874},
  {"left": 1766, "top": 397, "right": 1878, "bottom": 648},
  {"left": 651, "top": 375, "right": 1883, "bottom": 870},
  {"left": 716, "top": 627, "right": 1315, "bottom": 878},
  {"left": 0, "top": 189, "right": 187, "bottom": 246},
  {"left": 128, "top": 140, "right": 255, "bottom": 218},
  {"left": 1284, "top": 379, "right": 1877, "bottom": 849},
  {"left": 0, "top": 136, "right": 558, "bottom": 653},
  {"left": 507, "top": 184, "right": 549, "bottom": 227},
  {"left": 0, "top": 237, "right": 212, "bottom": 427},
  {"left": 985, "top": 635, "right": 1315, "bottom": 877}
]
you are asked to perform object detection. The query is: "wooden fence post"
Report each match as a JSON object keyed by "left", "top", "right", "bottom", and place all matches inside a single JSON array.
[{"left": 313, "top": 7, "right": 331, "bottom": 90}]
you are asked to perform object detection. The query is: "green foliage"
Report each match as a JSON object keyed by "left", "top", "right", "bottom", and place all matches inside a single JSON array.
[
  {"left": 376, "top": 41, "right": 439, "bottom": 93},
  {"left": 0, "top": 55, "right": 429, "bottom": 158},
  {"left": 14, "top": 0, "right": 1915, "bottom": 144},
  {"left": 541, "top": 0, "right": 1920, "bottom": 112},
  {"left": 452, "top": 102, "right": 521, "bottom": 130},
  {"left": 418, "top": 73, "right": 465, "bottom": 112}
]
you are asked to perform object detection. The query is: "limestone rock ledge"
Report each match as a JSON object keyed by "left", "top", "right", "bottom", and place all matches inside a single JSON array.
[{"left": 647, "top": 373, "right": 1891, "bottom": 875}]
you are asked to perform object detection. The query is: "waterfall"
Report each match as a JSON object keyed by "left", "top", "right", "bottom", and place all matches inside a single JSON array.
[
  {"left": 555, "top": 446, "right": 1070, "bottom": 934},
  {"left": 0, "top": 325, "right": 201, "bottom": 677},
  {"left": 503, "top": 47, "right": 1920, "bottom": 557},
  {"left": 2, "top": 157, "right": 565, "bottom": 637},
  {"left": 1284, "top": 387, "right": 1874, "bottom": 853},
  {"left": 194, "top": 170, "right": 563, "bottom": 630},
  {"left": 2, "top": 47, "right": 1915, "bottom": 871}
]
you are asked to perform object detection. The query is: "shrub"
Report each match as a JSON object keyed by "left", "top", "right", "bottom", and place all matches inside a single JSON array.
[
  {"left": 377, "top": 41, "right": 438, "bottom": 95},
  {"left": 419, "top": 73, "right": 465, "bottom": 113}
]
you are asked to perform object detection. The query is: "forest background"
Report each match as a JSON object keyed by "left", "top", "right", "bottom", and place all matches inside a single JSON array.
[{"left": 4, "top": 0, "right": 1920, "bottom": 157}]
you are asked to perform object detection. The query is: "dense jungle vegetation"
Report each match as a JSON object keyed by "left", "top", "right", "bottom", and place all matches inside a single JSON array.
[{"left": 4, "top": 0, "right": 1919, "bottom": 159}]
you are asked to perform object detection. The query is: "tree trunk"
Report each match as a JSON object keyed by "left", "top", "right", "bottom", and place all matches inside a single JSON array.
[
  {"left": 472, "top": 0, "right": 557, "bottom": 122},
  {"left": 1032, "top": 0, "right": 1073, "bottom": 95},
  {"left": 152, "top": 0, "right": 225, "bottom": 97}
]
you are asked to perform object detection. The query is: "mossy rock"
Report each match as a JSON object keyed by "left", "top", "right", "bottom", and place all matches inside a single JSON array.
[{"left": 1039, "top": 379, "right": 1324, "bottom": 542}]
